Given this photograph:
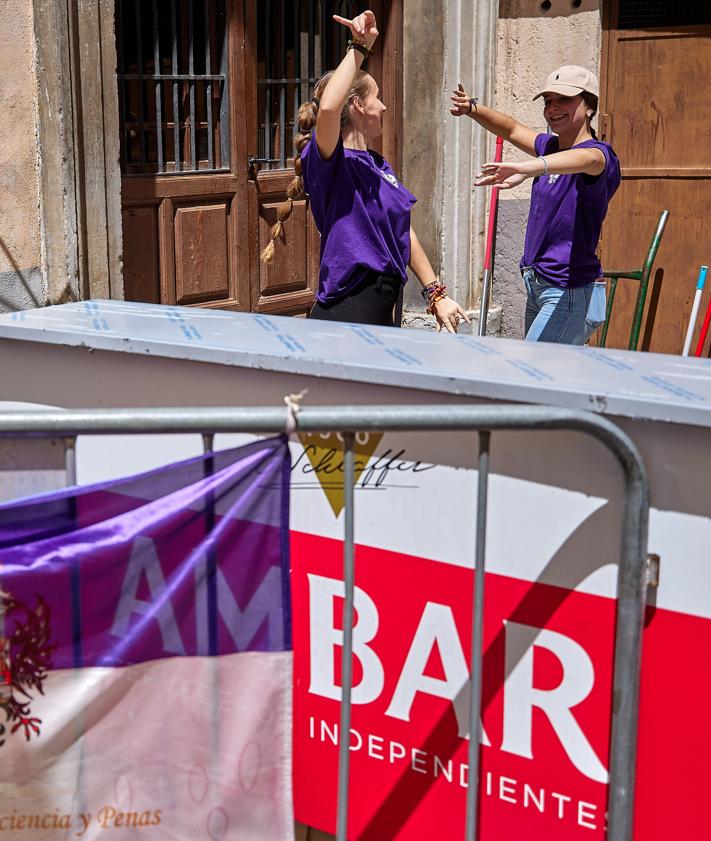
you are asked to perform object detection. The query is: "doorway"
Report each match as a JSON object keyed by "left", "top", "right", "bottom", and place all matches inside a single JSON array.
[
  {"left": 117, "top": 1, "right": 402, "bottom": 316},
  {"left": 598, "top": 0, "right": 711, "bottom": 353}
]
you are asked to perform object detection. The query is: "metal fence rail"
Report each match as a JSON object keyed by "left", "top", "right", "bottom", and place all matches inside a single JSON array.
[{"left": 0, "top": 404, "right": 649, "bottom": 841}]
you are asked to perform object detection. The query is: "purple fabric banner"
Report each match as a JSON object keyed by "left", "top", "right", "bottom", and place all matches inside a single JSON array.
[
  {"left": 0, "top": 435, "right": 292, "bottom": 669},
  {"left": 0, "top": 435, "right": 294, "bottom": 840}
]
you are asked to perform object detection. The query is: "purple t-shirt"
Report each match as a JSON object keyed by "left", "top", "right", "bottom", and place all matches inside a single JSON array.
[
  {"left": 521, "top": 134, "right": 621, "bottom": 288},
  {"left": 302, "top": 135, "right": 417, "bottom": 303}
]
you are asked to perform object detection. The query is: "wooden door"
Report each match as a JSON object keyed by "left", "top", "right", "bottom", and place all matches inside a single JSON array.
[
  {"left": 118, "top": 0, "right": 252, "bottom": 311},
  {"left": 118, "top": 1, "right": 402, "bottom": 317},
  {"left": 598, "top": 1, "right": 711, "bottom": 353},
  {"left": 244, "top": 0, "right": 402, "bottom": 315}
]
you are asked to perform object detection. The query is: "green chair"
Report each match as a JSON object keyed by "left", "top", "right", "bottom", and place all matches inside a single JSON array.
[{"left": 599, "top": 209, "right": 670, "bottom": 350}]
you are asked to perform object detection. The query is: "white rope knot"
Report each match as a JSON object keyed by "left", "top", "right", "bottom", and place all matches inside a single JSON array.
[{"left": 284, "top": 389, "right": 308, "bottom": 435}]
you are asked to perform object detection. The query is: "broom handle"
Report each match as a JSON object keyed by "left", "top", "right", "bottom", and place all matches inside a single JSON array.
[
  {"left": 693, "top": 265, "right": 711, "bottom": 356},
  {"left": 683, "top": 266, "right": 708, "bottom": 356}
]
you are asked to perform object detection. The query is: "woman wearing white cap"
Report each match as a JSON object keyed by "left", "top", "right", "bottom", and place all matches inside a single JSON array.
[{"left": 451, "top": 66, "right": 620, "bottom": 344}]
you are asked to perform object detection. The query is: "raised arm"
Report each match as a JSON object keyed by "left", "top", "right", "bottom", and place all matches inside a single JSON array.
[
  {"left": 316, "top": 11, "right": 378, "bottom": 160},
  {"left": 450, "top": 84, "right": 538, "bottom": 156}
]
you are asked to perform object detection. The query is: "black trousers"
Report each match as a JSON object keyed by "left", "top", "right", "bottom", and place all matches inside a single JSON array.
[{"left": 308, "top": 271, "right": 403, "bottom": 327}]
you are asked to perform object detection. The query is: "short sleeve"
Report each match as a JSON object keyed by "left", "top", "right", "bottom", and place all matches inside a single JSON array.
[
  {"left": 302, "top": 133, "right": 344, "bottom": 195},
  {"left": 581, "top": 141, "right": 621, "bottom": 193},
  {"left": 534, "top": 133, "right": 559, "bottom": 157}
]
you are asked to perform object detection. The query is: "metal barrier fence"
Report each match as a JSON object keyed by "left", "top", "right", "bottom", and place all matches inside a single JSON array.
[{"left": 0, "top": 404, "right": 650, "bottom": 841}]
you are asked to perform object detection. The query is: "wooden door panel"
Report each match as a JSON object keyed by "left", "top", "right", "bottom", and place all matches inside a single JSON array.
[
  {"left": 174, "top": 201, "right": 231, "bottom": 305},
  {"left": 122, "top": 205, "right": 160, "bottom": 303},
  {"left": 254, "top": 204, "right": 319, "bottom": 315},
  {"left": 244, "top": 0, "right": 402, "bottom": 317},
  {"left": 121, "top": 173, "right": 239, "bottom": 202},
  {"left": 258, "top": 199, "right": 312, "bottom": 296},
  {"left": 599, "top": 5, "right": 711, "bottom": 353},
  {"left": 118, "top": 0, "right": 248, "bottom": 313},
  {"left": 607, "top": 32, "right": 711, "bottom": 171},
  {"left": 601, "top": 178, "right": 708, "bottom": 352},
  {"left": 252, "top": 172, "right": 316, "bottom": 314}
]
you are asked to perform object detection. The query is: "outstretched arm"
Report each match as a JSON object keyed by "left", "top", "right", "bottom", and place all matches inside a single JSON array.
[
  {"left": 450, "top": 84, "right": 538, "bottom": 156},
  {"left": 316, "top": 11, "right": 378, "bottom": 160},
  {"left": 474, "top": 147, "right": 606, "bottom": 190},
  {"left": 409, "top": 228, "right": 470, "bottom": 334}
]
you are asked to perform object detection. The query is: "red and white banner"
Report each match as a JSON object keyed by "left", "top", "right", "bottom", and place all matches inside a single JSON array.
[{"left": 289, "top": 431, "right": 711, "bottom": 840}]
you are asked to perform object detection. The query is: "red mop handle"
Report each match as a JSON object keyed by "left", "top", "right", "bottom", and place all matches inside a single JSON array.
[
  {"left": 694, "top": 294, "right": 711, "bottom": 356},
  {"left": 482, "top": 136, "right": 504, "bottom": 271}
]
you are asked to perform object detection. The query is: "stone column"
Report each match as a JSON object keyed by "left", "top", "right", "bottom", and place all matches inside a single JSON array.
[
  {"left": 34, "top": 0, "right": 124, "bottom": 306},
  {"left": 401, "top": 0, "right": 499, "bottom": 333},
  {"left": 0, "top": 0, "right": 45, "bottom": 312}
]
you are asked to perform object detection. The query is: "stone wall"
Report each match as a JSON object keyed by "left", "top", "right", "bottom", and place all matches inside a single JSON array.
[
  {"left": 0, "top": 0, "right": 44, "bottom": 312},
  {"left": 402, "top": 0, "right": 497, "bottom": 332}
]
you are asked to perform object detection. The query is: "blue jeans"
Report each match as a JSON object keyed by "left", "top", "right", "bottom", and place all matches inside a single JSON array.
[{"left": 522, "top": 268, "right": 607, "bottom": 345}]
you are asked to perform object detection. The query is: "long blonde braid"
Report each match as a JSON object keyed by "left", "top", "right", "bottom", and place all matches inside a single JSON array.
[{"left": 260, "top": 70, "right": 371, "bottom": 263}]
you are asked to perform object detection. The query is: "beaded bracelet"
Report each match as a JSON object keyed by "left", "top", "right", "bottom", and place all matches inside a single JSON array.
[
  {"left": 423, "top": 282, "right": 446, "bottom": 301},
  {"left": 421, "top": 282, "right": 448, "bottom": 315},
  {"left": 420, "top": 280, "right": 441, "bottom": 303},
  {"left": 427, "top": 291, "right": 449, "bottom": 316}
]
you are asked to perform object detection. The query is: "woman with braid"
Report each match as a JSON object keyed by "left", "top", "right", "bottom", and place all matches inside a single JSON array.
[
  {"left": 451, "top": 66, "right": 620, "bottom": 344},
  {"left": 262, "top": 9, "right": 468, "bottom": 331}
]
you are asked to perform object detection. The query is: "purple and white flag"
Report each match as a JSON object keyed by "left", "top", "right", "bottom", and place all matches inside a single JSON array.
[{"left": 0, "top": 436, "right": 293, "bottom": 840}]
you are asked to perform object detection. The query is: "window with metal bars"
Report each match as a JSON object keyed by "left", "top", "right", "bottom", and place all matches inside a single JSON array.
[
  {"left": 117, "top": 0, "right": 229, "bottom": 175},
  {"left": 618, "top": 0, "right": 711, "bottom": 29},
  {"left": 256, "top": 0, "right": 361, "bottom": 171}
]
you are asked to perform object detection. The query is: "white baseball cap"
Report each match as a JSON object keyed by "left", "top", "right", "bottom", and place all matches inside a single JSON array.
[{"left": 533, "top": 65, "right": 599, "bottom": 100}]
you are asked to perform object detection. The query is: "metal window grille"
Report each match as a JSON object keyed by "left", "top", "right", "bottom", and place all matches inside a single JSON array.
[
  {"left": 117, "top": 0, "right": 230, "bottom": 175},
  {"left": 0, "top": 403, "right": 650, "bottom": 841},
  {"left": 618, "top": 0, "right": 711, "bottom": 29},
  {"left": 256, "top": 0, "right": 361, "bottom": 171}
]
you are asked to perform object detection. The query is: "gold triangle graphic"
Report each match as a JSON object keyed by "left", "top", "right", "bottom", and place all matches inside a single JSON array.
[{"left": 297, "top": 432, "right": 384, "bottom": 517}]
